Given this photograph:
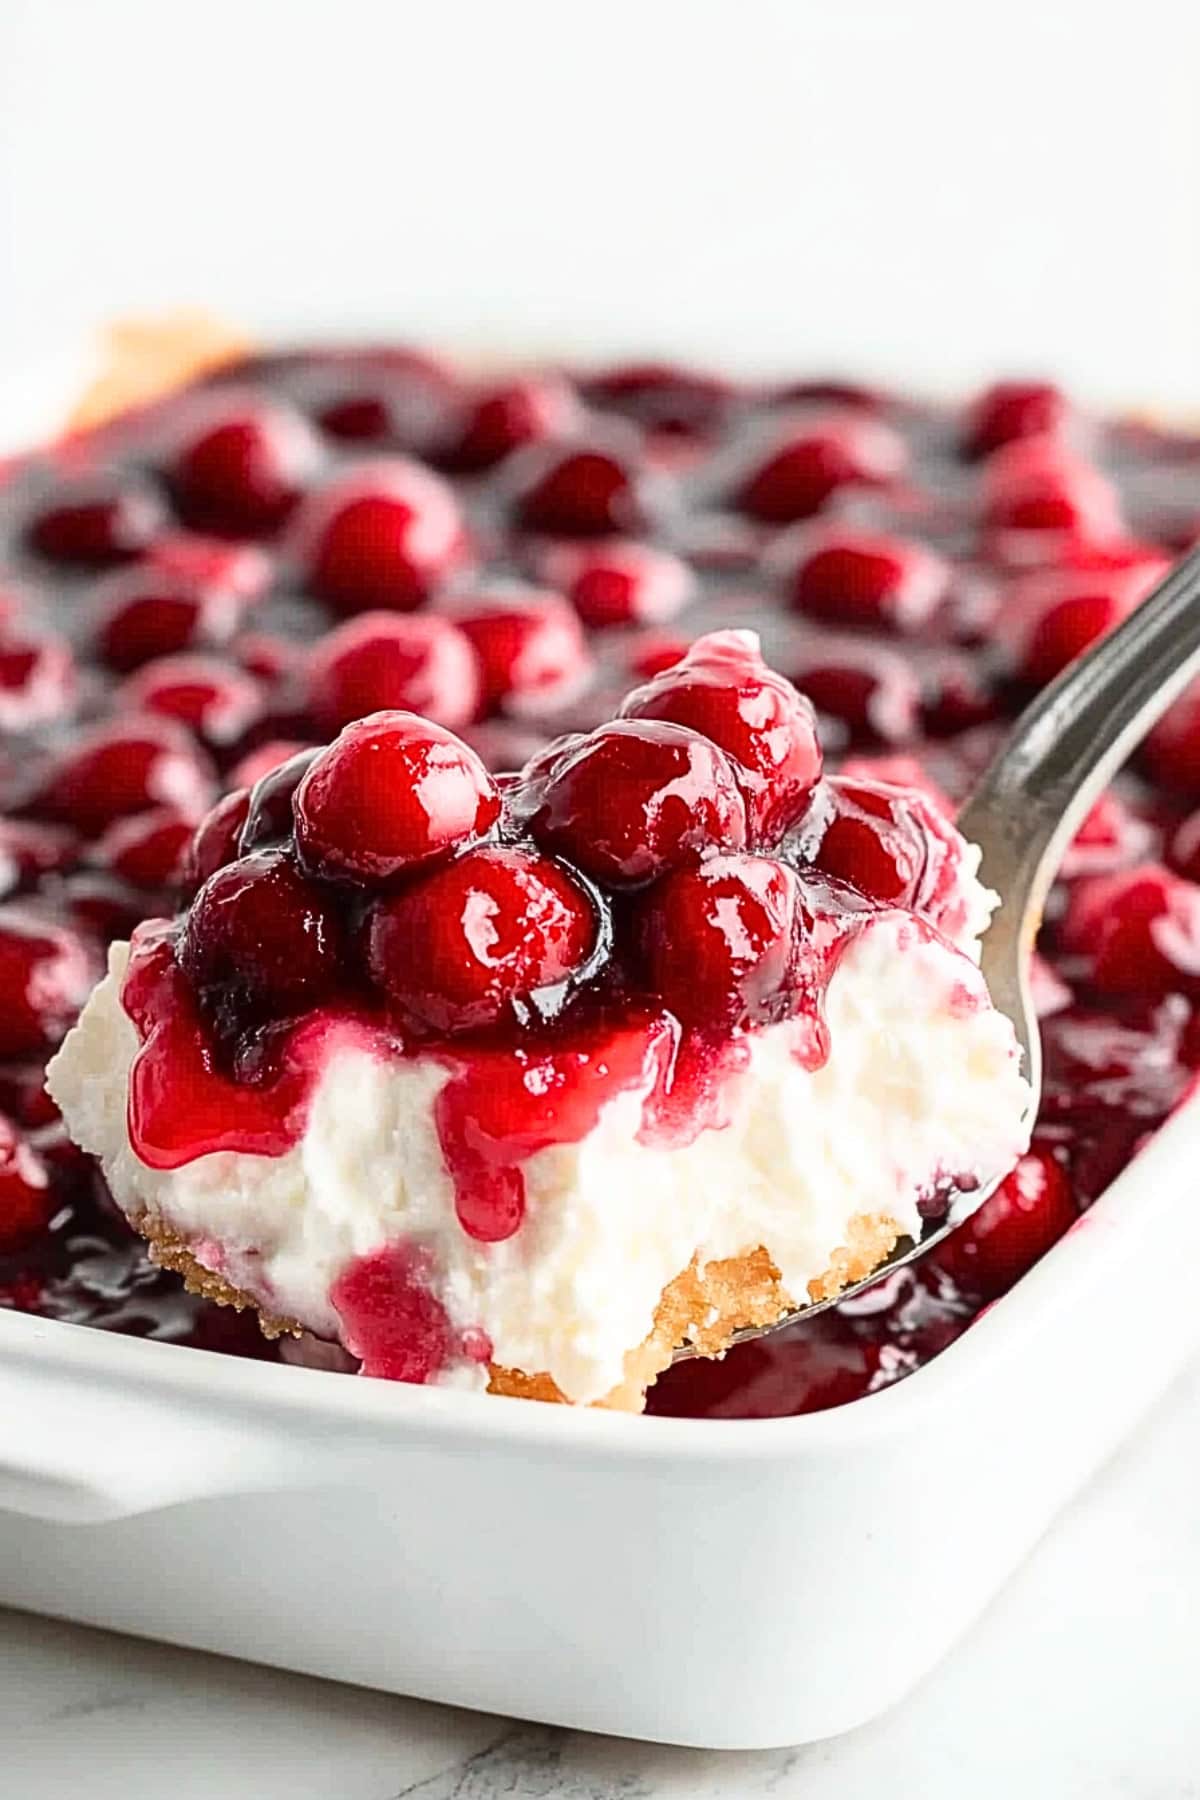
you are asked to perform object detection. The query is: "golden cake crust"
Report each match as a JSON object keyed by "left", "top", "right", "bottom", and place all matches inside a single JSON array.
[
  {"left": 66, "top": 313, "right": 251, "bottom": 433},
  {"left": 137, "top": 1209, "right": 904, "bottom": 1411}
]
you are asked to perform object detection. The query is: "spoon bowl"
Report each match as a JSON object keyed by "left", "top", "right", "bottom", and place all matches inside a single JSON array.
[{"left": 674, "top": 543, "right": 1200, "bottom": 1359}]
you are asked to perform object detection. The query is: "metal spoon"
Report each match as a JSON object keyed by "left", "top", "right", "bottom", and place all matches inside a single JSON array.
[{"left": 679, "top": 543, "right": 1200, "bottom": 1357}]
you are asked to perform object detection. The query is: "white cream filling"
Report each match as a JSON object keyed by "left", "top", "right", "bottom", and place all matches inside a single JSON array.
[
  {"left": 48, "top": 907, "right": 1031, "bottom": 1406},
  {"left": 954, "top": 839, "right": 998, "bottom": 962}
]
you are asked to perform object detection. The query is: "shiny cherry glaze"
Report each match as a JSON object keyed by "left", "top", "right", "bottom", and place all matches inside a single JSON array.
[
  {"left": 366, "top": 844, "right": 599, "bottom": 1038},
  {"left": 526, "top": 717, "right": 749, "bottom": 885},
  {"left": 960, "top": 381, "right": 1071, "bottom": 459},
  {"left": 633, "top": 854, "right": 801, "bottom": 1028},
  {"left": 0, "top": 1112, "right": 53, "bottom": 1249},
  {"left": 734, "top": 414, "right": 907, "bottom": 523},
  {"left": 619, "top": 630, "right": 822, "bottom": 844},
  {"left": 306, "top": 610, "right": 481, "bottom": 733},
  {"left": 513, "top": 441, "right": 646, "bottom": 537},
  {"left": 2, "top": 346, "right": 1199, "bottom": 1413},
  {"left": 294, "top": 460, "right": 468, "bottom": 614},
  {"left": 179, "top": 850, "right": 350, "bottom": 1040},
  {"left": 434, "top": 585, "right": 591, "bottom": 715},
  {"left": 440, "top": 375, "right": 582, "bottom": 473},
  {"left": 783, "top": 527, "right": 949, "bottom": 634},
  {"left": 293, "top": 712, "right": 501, "bottom": 881},
  {"left": 545, "top": 539, "right": 693, "bottom": 630},
  {"left": 92, "top": 568, "right": 243, "bottom": 672},
  {"left": 168, "top": 396, "right": 320, "bottom": 537}
]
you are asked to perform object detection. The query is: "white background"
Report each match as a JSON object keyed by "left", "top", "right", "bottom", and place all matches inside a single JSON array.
[{"left": 2, "top": 0, "right": 1199, "bottom": 405}]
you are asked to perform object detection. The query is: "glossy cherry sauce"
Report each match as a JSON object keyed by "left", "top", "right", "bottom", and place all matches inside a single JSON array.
[{"left": 1, "top": 353, "right": 1199, "bottom": 1413}]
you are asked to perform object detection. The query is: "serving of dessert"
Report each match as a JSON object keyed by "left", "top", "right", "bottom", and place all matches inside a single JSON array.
[{"left": 3, "top": 335, "right": 1200, "bottom": 1417}]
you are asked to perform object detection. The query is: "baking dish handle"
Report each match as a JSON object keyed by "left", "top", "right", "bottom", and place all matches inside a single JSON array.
[{"left": 0, "top": 1362, "right": 301, "bottom": 1524}]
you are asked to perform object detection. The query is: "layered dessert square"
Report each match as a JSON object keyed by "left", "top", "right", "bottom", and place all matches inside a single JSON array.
[{"left": 48, "top": 625, "right": 1030, "bottom": 1405}]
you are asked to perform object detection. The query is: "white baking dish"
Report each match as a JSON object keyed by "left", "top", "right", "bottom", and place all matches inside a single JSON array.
[{"left": 1, "top": 343, "right": 1199, "bottom": 1750}]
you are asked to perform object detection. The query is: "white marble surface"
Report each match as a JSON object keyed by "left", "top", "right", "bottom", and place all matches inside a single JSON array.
[{"left": 4, "top": 1358, "right": 1200, "bottom": 1800}]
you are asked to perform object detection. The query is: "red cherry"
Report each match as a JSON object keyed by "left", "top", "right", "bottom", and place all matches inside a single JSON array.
[
  {"left": 634, "top": 853, "right": 799, "bottom": 1027},
  {"left": 23, "top": 718, "right": 214, "bottom": 836},
  {"left": 0, "top": 819, "right": 79, "bottom": 898},
  {"left": 367, "top": 844, "right": 599, "bottom": 1034},
  {"left": 838, "top": 753, "right": 953, "bottom": 817},
  {"left": 314, "top": 392, "right": 394, "bottom": 443},
  {"left": 961, "top": 381, "right": 1071, "bottom": 459},
  {"left": 238, "top": 750, "right": 320, "bottom": 854},
  {"left": 545, "top": 538, "right": 693, "bottom": 629},
  {"left": 169, "top": 396, "right": 320, "bottom": 535},
  {"left": 294, "top": 459, "right": 468, "bottom": 615},
  {"left": 0, "top": 627, "right": 75, "bottom": 730},
  {"left": 1142, "top": 679, "right": 1200, "bottom": 796},
  {"left": 435, "top": 586, "right": 590, "bottom": 715},
  {"left": 981, "top": 439, "right": 1122, "bottom": 539},
  {"left": 581, "top": 362, "right": 734, "bottom": 437},
  {"left": 25, "top": 474, "right": 167, "bottom": 566},
  {"left": 179, "top": 788, "right": 251, "bottom": 895},
  {"left": 440, "top": 374, "right": 582, "bottom": 472},
  {"left": 179, "top": 850, "right": 348, "bottom": 1030},
  {"left": 93, "top": 568, "right": 243, "bottom": 672},
  {"left": 91, "top": 807, "right": 196, "bottom": 889},
  {"left": 810, "top": 776, "right": 975, "bottom": 945},
  {"left": 301, "top": 346, "right": 456, "bottom": 451},
  {"left": 934, "top": 1145, "right": 1076, "bottom": 1298},
  {"left": 782, "top": 528, "right": 949, "bottom": 633},
  {"left": 0, "top": 1113, "right": 53, "bottom": 1251},
  {"left": 1004, "top": 559, "right": 1167, "bottom": 686},
  {"left": 513, "top": 442, "right": 646, "bottom": 537},
  {"left": 735, "top": 413, "right": 906, "bottom": 523},
  {"left": 312, "top": 361, "right": 453, "bottom": 454},
  {"left": 294, "top": 713, "right": 501, "bottom": 882},
  {"left": 620, "top": 630, "right": 822, "bottom": 845},
  {"left": 1022, "top": 589, "right": 1132, "bottom": 683},
  {"left": 0, "top": 907, "right": 96, "bottom": 1056},
  {"left": 1059, "top": 863, "right": 1200, "bottom": 996},
  {"left": 792, "top": 644, "right": 921, "bottom": 744},
  {"left": 528, "top": 718, "right": 747, "bottom": 886},
  {"left": 812, "top": 779, "right": 929, "bottom": 903},
  {"left": 119, "top": 654, "right": 264, "bottom": 743},
  {"left": 307, "top": 611, "right": 481, "bottom": 735}
]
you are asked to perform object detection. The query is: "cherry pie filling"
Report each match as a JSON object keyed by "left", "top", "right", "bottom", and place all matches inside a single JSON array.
[{"left": 2, "top": 352, "right": 1199, "bottom": 1414}]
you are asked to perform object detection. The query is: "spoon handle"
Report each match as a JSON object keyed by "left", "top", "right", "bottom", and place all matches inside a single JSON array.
[{"left": 958, "top": 543, "right": 1200, "bottom": 1090}]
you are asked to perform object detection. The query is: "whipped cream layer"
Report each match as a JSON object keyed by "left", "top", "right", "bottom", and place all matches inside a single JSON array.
[{"left": 49, "top": 907, "right": 1031, "bottom": 1405}]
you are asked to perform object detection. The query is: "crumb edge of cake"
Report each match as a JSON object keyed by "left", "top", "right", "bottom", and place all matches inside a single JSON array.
[{"left": 136, "top": 1210, "right": 905, "bottom": 1411}]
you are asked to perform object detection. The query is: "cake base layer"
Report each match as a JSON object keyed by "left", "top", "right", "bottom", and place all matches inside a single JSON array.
[{"left": 139, "top": 1212, "right": 904, "bottom": 1411}]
